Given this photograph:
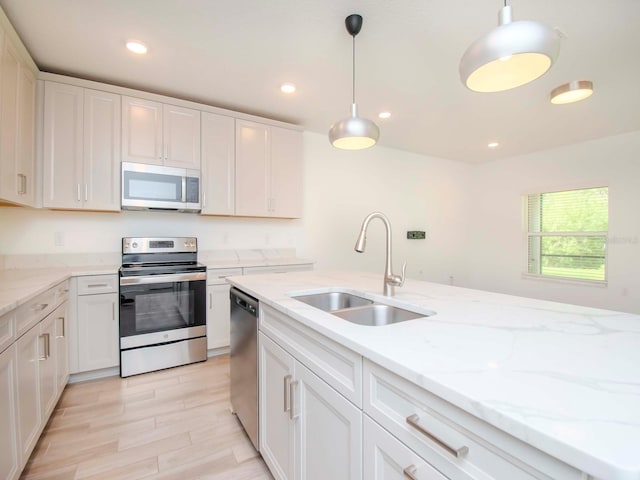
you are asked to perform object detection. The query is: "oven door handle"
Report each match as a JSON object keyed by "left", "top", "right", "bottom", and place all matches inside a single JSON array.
[{"left": 120, "top": 272, "right": 206, "bottom": 285}]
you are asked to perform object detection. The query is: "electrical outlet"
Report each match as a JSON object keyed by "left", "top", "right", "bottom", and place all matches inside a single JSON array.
[
  {"left": 407, "top": 231, "right": 426, "bottom": 239},
  {"left": 54, "top": 231, "right": 64, "bottom": 247}
]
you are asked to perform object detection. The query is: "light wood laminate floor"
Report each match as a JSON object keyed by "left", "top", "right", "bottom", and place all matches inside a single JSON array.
[{"left": 21, "top": 356, "right": 273, "bottom": 480}]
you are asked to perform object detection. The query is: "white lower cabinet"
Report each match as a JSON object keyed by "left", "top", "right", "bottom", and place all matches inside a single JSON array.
[
  {"left": 16, "top": 321, "right": 42, "bottom": 462},
  {"left": 206, "top": 267, "right": 242, "bottom": 350},
  {"left": 76, "top": 279, "right": 119, "bottom": 372},
  {"left": 294, "top": 360, "right": 362, "bottom": 480},
  {"left": 259, "top": 331, "right": 362, "bottom": 480},
  {"left": 38, "top": 312, "right": 58, "bottom": 420},
  {"left": 0, "top": 344, "right": 20, "bottom": 480},
  {"left": 258, "top": 306, "right": 587, "bottom": 480},
  {"left": 54, "top": 303, "right": 69, "bottom": 392},
  {"left": 206, "top": 264, "right": 312, "bottom": 352},
  {"left": 364, "top": 415, "right": 447, "bottom": 480},
  {"left": 259, "top": 332, "right": 295, "bottom": 480}
]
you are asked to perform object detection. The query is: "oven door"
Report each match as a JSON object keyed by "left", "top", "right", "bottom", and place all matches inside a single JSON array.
[{"left": 119, "top": 272, "right": 206, "bottom": 349}]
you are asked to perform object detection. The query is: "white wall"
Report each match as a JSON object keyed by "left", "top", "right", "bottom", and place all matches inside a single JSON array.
[
  {"left": 1, "top": 129, "right": 638, "bottom": 314},
  {"left": 466, "top": 130, "right": 640, "bottom": 314},
  {"left": 299, "top": 132, "right": 473, "bottom": 285},
  {"left": 0, "top": 207, "right": 303, "bottom": 254}
]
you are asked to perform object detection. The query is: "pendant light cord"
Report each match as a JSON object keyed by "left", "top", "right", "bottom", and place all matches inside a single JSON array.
[{"left": 352, "top": 34, "right": 356, "bottom": 104}]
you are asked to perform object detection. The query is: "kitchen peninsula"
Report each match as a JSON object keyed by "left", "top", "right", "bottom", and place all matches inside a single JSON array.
[{"left": 228, "top": 270, "right": 640, "bottom": 480}]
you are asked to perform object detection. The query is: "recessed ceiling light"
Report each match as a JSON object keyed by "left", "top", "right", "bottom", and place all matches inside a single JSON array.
[
  {"left": 126, "top": 40, "right": 148, "bottom": 55},
  {"left": 488, "top": 142, "right": 500, "bottom": 148},
  {"left": 550, "top": 80, "right": 594, "bottom": 105},
  {"left": 280, "top": 83, "right": 296, "bottom": 94},
  {"left": 378, "top": 112, "right": 391, "bottom": 119}
]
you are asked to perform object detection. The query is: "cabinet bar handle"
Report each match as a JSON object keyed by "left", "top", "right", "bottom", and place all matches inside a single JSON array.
[
  {"left": 112, "top": 303, "right": 115, "bottom": 321},
  {"left": 85, "top": 184, "right": 88, "bottom": 202},
  {"left": 209, "top": 292, "right": 213, "bottom": 309},
  {"left": 18, "top": 173, "right": 26, "bottom": 194},
  {"left": 403, "top": 465, "right": 418, "bottom": 480},
  {"left": 38, "top": 334, "right": 46, "bottom": 361},
  {"left": 57, "top": 316, "right": 65, "bottom": 338},
  {"left": 289, "top": 380, "right": 299, "bottom": 420},
  {"left": 33, "top": 303, "right": 49, "bottom": 312},
  {"left": 87, "top": 283, "right": 108, "bottom": 288},
  {"left": 202, "top": 191, "right": 206, "bottom": 208},
  {"left": 77, "top": 184, "right": 81, "bottom": 202},
  {"left": 39, "top": 333, "right": 50, "bottom": 360},
  {"left": 406, "top": 414, "right": 469, "bottom": 458},
  {"left": 283, "top": 374, "right": 292, "bottom": 413}
]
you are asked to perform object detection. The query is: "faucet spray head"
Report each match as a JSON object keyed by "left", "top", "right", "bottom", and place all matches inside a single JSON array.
[{"left": 354, "top": 231, "right": 366, "bottom": 253}]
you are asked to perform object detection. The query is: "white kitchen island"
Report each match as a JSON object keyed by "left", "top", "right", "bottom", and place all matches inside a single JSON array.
[{"left": 228, "top": 270, "right": 640, "bottom": 480}]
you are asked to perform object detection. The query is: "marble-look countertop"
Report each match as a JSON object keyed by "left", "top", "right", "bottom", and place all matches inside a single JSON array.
[
  {"left": 0, "top": 253, "right": 313, "bottom": 317},
  {"left": 0, "top": 266, "right": 119, "bottom": 316},
  {"left": 227, "top": 270, "right": 640, "bottom": 480}
]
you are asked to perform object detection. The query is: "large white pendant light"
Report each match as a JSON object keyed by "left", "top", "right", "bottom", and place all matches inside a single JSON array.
[
  {"left": 329, "top": 14, "right": 379, "bottom": 150},
  {"left": 459, "top": 3, "right": 561, "bottom": 93}
]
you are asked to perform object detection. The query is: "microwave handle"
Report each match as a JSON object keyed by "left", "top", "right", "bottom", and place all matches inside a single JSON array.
[{"left": 181, "top": 176, "right": 186, "bottom": 203}]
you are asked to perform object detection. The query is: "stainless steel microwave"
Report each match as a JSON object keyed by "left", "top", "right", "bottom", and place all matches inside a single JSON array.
[{"left": 121, "top": 162, "right": 201, "bottom": 212}]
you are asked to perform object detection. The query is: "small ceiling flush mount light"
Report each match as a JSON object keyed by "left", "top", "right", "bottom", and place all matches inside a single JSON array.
[
  {"left": 487, "top": 142, "right": 500, "bottom": 148},
  {"left": 126, "top": 40, "right": 148, "bottom": 55},
  {"left": 378, "top": 112, "right": 391, "bottom": 119},
  {"left": 280, "top": 83, "right": 296, "bottom": 94},
  {"left": 550, "top": 80, "right": 594, "bottom": 105},
  {"left": 459, "top": 3, "right": 561, "bottom": 93},
  {"left": 328, "top": 14, "right": 380, "bottom": 150}
]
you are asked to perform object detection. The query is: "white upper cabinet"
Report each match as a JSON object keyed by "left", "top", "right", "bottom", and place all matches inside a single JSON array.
[
  {"left": 43, "top": 82, "right": 121, "bottom": 211},
  {"left": 83, "top": 89, "right": 121, "bottom": 211},
  {"left": 201, "top": 112, "right": 235, "bottom": 215},
  {"left": 164, "top": 104, "right": 201, "bottom": 168},
  {"left": 0, "top": 27, "right": 36, "bottom": 207},
  {"left": 122, "top": 96, "right": 200, "bottom": 169},
  {"left": 235, "top": 120, "right": 302, "bottom": 218}
]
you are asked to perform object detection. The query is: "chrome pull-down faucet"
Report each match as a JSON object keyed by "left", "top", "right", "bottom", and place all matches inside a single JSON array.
[{"left": 354, "top": 211, "right": 406, "bottom": 296}]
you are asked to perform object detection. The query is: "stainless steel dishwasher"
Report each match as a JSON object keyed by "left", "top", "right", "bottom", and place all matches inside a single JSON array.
[{"left": 229, "top": 287, "right": 259, "bottom": 451}]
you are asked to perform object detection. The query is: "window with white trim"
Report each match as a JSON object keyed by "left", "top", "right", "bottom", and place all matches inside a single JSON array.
[{"left": 526, "top": 186, "right": 608, "bottom": 282}]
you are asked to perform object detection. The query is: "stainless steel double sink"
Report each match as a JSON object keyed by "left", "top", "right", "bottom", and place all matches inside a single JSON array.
[{"left": 291, "top": 291, "right": 434, "bottom": 326}]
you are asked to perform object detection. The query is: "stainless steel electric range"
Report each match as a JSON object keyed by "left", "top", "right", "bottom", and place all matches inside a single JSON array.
[{"left": 118, "top": 237, "right": 207, "bottom": 377}]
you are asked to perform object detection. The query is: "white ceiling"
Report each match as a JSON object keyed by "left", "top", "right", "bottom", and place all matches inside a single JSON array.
[{"left": 1, "top": 0, "right": 639, "bottom": 163}]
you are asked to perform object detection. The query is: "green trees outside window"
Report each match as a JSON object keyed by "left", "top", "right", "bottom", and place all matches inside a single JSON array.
[{"left": 527, "top": 187, "right": 608, "bottom": 281}]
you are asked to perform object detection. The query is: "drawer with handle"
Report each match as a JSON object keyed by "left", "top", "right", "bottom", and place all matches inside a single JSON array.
[
  {"left": 207, "top": 267, "right": 243, "bottom": 285},
  {"left": 363, "top": 360, "right": 583, "bottom": 480},
  {"left": 15, "top": 287, "right": 57, "bottom": 337},
  {"left": 364, "top": 414, "right": 448, "bottom": 480},
  {"left": 77, "top": 275, "right": 118, "bottom": 295}
]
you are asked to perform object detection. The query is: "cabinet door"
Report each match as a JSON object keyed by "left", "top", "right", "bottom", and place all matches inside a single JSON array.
[
  {"left": 54, "top": 302, "right": 69, "bottom": 393},
  {"left": 121, "top": 96, "right": 163, "bottom": 165},
  {"left": 77, "top": 293, "right": 119, "bottom": 372},
  {"left": 83, "top": 88, "right": 121, "bottom": 211},
  {"left": 0, "top": 345, "right": 20, "bottom": 480},
  {"left": 206, "top": 283, "right": 232, "bottom": 349},
  {"left": 39, "top": 312, "right": 57, "bottom": 419},
  {"left": 16, "top": 323, "right": 41, "bottom": 461},
  {"left": 201, "top": 112, "right": 235, "bottom": 215},
  {"left": 43, "top": 81, "right": 84, "bottom": 209},
  {"left": 0, "top": 37, "right": 20, "bottom": 203},
  {"left": 16, "top": 64, "right": 36, "bottom": 206},
  {"left": 259, "top": 332, "right": 295, "bottom": 480},
  {"left": 235, "top": 119, "right": 269, "bottom": 216},
  {"left": 164, "top": 104, "right": 200, "bottom": 168},
  {"left": 270, "top": 127, "right": 302, "bottom": 218},
  {"left": 294, "top": 361, "right": 362, "bottom": 480},
  {"left": 364, "top": 415, "right": 448, "bottom": 480}
]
